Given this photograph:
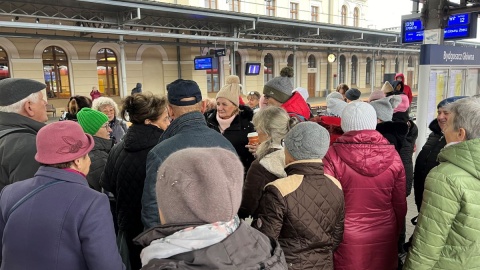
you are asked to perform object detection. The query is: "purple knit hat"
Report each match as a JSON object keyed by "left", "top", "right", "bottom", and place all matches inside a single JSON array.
[{"left": 35, "top": 121, "right": 94, "bottom": 164}]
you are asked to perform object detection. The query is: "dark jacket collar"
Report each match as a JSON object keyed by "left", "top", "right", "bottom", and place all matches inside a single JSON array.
[
  {"left": 429, "top": 119, "right": 442, "bottom": 135},
  {"left": 205, "top": 105, "right": 253, "bottom": 131},
  {"left": 0, "top": 112, "right": 45, "bottom": 132},
  {"left": 34, "top": 166, "right": 89, "bottom": 186},
  {"left": 123, "top": 124, "right": 163, "bottom": 151},
  {"left": 285, "top": 159, "right": 324, "bottom": 176},
  {"left": 92, "top": 136, "right": 113, "bottom": 152},
  {"left": 160, "top": 111, "right": 206, "bottom": 141}
]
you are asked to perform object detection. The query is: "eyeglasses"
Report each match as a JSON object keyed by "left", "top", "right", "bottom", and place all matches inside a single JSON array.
[{"left": 103, "top": 123, "right": 110, "bottom": 130}]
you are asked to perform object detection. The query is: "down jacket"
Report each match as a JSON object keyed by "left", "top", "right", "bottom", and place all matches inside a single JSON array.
[
  {"left": 87, "top": 136, "right": 112, "bottom": 191},
  {"left": 254, "top": 160, "right": 345, "bottom": 270},
  {"left": 206, "top": 105, "right": 255, "bottom": 174},
  {"left": 413, "top": 120, "right": 445, "bottom": 211},
  {"left": 323, "top": 130, "right": 407, "bottom": 270},
  {"left": 404, "top": 138, "right": 480, "bottom": 270},
  {"left": 135, "top": 221, "right": 288, "bottom": 269},
  {"left": 281, "top": 91, "right": 311, "bottom": 121}
]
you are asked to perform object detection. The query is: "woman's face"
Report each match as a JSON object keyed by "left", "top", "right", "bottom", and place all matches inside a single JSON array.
[
  {"left": 76, "top": 154, "right": 91, "bottom": 175},
  {"left": 148, "top": 109, "right": 171, "bottom": 130},
  {"left": 443, "top": 113, "right": 465, "bottom": 144},
  {"left": 247, "top": 95, "right": 259, "bottom": 108},
  {"left": 95, "top": 122, "right": 112, "bottom": 140},
  {"left": 100, "top": 105, "right": 115, "bottom": 121},
  {"left": 216, "top": 97, "right": 237, "bottom": 119}
]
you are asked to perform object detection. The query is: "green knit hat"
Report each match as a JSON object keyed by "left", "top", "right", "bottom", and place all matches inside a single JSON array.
[{"left": 77, "top": 107, "right": 109, "bottom": 135}]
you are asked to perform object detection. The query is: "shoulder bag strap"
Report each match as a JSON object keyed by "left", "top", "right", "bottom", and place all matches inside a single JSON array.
[{"left": 7, "top": 180, "right": 65, "bottom": 219}]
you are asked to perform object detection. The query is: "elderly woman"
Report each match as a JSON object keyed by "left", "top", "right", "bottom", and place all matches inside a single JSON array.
[
  {"left": 238, "top": 106, "right": 295, "bottom": 219},
  {"left": 92, "top": 96, "right": 128, "bottom": 143},
  {"left": 0, "top": 121, "right": 124, "bottom": 270},
  {"left": 323, "top": 102, "right": 407, "bottom": 270},
  {"left": 206, "top": 75, "right": 255, "bottom": 174},
  {"left": 404, "top": 97, "right": 480, "bottom": 270},
  {"left": 101, "top": 93, "right": 169, "bottom": 270},
  {"left": 59, "top": 95, "right": 92, "bottom": 121},
  {"left": 254, "top": 122, "right": 345, "bottom": 270}
]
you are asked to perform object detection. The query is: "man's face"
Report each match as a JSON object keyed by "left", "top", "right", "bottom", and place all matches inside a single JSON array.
[
  {"left": 30, "top": 91, "right": 48, "bottom": 123},
  {"left": 437, "top": 107, "right": 449, "bottom": 131},
  {"left": 264, "top": 95, "right": 282, "bottom": 107}
]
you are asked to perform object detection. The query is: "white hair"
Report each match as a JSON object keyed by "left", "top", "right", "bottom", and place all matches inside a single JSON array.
[
  {"left": 0, "top": 91, "right": 42, "bottom": 114},
  {"left": 447, "top": 97, "right": 480, "bottom": 140},
  {"left": 91, "top": 96, "right": 119, "bottom": 116}
]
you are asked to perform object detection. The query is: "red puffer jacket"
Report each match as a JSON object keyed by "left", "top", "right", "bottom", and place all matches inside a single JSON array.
[
  {"left": 281, "top": 92, "right": 311, "bottom": 121},
  {"left": 323, "top": 130, "right": 407, "bottom": 270}
]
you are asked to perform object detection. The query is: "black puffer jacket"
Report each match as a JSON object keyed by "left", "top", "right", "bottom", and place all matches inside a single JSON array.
[
  {"left": 87, "top": 136, "right": 112, "bottom": 191},
  {"left": 413, "top": 120, "right": 445, "bottom": 211},
  {"left": 100, "top": 124, "right": 163, "bottom": 232},
  {"left": 376, "top": 121, "right": 409, "bottom": 153},
  {"left": 401, "top": 120, "right": 418, "bottom": 197},
  {"left": 205, "top": 105, "right": 255, "bottom": 174}
]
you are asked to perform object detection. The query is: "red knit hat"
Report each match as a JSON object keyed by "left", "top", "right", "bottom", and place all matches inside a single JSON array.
[{"left": 35, "top": 121, "right": 94, "bottom": 164}]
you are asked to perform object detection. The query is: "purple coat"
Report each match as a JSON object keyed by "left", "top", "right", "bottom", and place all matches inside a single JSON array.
[{"left": 0, "top": 166, "right": 125, "bottom": 270}]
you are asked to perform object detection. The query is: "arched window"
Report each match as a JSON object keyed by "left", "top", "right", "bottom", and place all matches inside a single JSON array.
[
  {"left": 264, "top": 53, "right": 274, "bottom": 83},
  {"left": 366, "top": 57, "right": 372, "bottom": 85},
  {"left": 351, "top": 55, "right": 358, "bottom": 85},
  {"left": 308, "top": 55, "right": 316, "bottom": 68},
  {"left": 97, "top": 48, "right": 119, "bottom": 96},
  {"left": 235, "top": 51, "right": 242, "bottom": 83},
  {"left": 287, "top": 54, "right": 294, "bottom": 67},
  {"left": 341, "top": 5, "right": 347, "bottom": 26},
  {"left": 339, "top": 55, "right": 346, "bottom": 83},
  {"left": 408, "top": 56, "right": 413, "bottom": 67},
  {"left": 395, "top": 57, "right": 399, "bottom": 73},
  {"left": 353, "top": 7, "right": 359, "bottom": 27},
  {"left": 0, "top": 46, "right": 10, "bottom": 80},
  {"left": 43, "top": 46, "right": 70, "bottom": 99}
]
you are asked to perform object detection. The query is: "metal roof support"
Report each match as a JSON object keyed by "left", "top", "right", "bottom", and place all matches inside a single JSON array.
[
  {"left": 0, "top": 21, "right": 420, "bottom": 53},
  {"left": 118, "top": 35, "right": 128, "bottom": 97}
]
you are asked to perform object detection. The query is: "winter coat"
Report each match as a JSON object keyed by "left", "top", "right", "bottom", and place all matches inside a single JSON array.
[
  {"left": 141, "top": 111, "right": 236, "bottom": 229},
  {"left": 135, "top": 221, "right": 287, "bottom": 269},
  {"left": 90, "top": 90, "right": 101, "bottom": 101},
  {"left": 395, "top": 73, "right": 413, "bottom": 104},
  {"left": 254, "top": 160, "right": 345, "bottom": 270},
  {"left": 413, "top": 120, "right": 445, "bottom": 211},
  {"left": 109, "top": 117, "right": 128, "bottom": 144},
  {"left": 281, "top": 92, "right": 311, "bottom": 121},
  {"left": 401, "top": 120, "right": 418, "bottom": 196},
  {"left": 131, "top": 83, "right": 142, "bottom": 95},
  {"left": 376, "top": 121, "right": 408, "bottom": 153},
  {"left": 239, "top": 148, "right": 286, "bottom": 219},
  {"left": 323, "top": 130, "right": 407, "bottom": 270},
  {"left": 404, "top": 138, "right": 480, "bottom": 270},
  {"left": 310, "top": 115, "right": 344, "bottom": 145},
  {"left": 0, "top": 112, "right": 45, "bottom": 190},
  {"left": 87, "top": 136, "right": 112, "bottom": 192},
  {"left": 101, "top": 124, "right": 163, "bottom": 270},
  {"left": 205, "top": 105, "right": 255, "bottom": 174},
  {"left": 0, "top": 167, "right": 124, "bottom": 270}
]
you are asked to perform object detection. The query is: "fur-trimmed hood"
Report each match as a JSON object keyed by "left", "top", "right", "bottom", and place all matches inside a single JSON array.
[{"left": 259, "top": 149, "right": 287, "bottom": 178}]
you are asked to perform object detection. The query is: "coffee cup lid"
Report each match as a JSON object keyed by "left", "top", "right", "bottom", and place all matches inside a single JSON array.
[{"left": 247, "top": 132, "right": 258, "bottom": 137}]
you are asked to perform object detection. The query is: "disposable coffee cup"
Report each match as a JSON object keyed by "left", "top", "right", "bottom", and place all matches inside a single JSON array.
[{"left": 247, "top": 132, "right": 260, "bottom": 145}]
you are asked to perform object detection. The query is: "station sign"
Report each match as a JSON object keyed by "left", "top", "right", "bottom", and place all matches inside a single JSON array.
[{"left": 401, "top": 13, "right": 477, "bottom": 44}]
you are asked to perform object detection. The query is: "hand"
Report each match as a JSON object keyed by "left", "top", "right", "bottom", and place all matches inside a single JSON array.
[{"left": 245, "top": 144, "right": 258, "bottom": 156}]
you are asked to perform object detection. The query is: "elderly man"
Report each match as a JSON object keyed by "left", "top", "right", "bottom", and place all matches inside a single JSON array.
[
  {"left": 404, "top": 97, "right": 480, "bottom": 270},
  {"left": 141, "top": 79, "right": 235, "bottom": 229},
  {"left": 0, "top": 78, "right": 48, "bottom": 189}
]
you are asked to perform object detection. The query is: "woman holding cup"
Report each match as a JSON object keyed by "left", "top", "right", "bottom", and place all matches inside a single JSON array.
[
  {"left": 205, "top": 75, "right": 255, "bottom": 175},
  {"left": 238, "top": 106, "right": 297, "bottom": 219}
]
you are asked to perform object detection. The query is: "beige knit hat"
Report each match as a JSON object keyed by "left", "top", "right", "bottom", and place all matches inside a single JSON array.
[
  {"left": 381, "top": 81, "right": 394, "bottom": 95},
  {"left": 216, "top": 75, "right": 241, "bottom": 107}
]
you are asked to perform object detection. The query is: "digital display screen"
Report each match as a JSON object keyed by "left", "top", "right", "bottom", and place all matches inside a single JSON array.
[
  {"left": 245, "top": 63, "right": 261, "bottom": 75},
  {"left": 194, "top": 57, "right": 213, "bottom": 70},
  {"left": 401, "top": 13, "right": 476, "bottom": 44}
]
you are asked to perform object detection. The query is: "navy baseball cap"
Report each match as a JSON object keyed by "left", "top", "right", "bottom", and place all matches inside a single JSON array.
[
  {"left": 437, "top": 96, "right": 467, "bottom": 109},
  {"left": 167, "top": 79, "right": 202, "bottom": 106}
]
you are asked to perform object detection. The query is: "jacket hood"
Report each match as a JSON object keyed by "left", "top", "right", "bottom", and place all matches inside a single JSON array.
[
  {"left": 395, "top": 73, "right": 405, "bottom": 81},
  {"left": 333, "top": 130, "right": 395, "bottom": 176},
  {"left": 390, "top": 81, "right": 404, "bottom": 95},
  {"left": 428, "top": 119, "right": 442, "bottom": 135},
  {"left": 438, "top": 138, "right": 480, "bottom": 179},
  {"left": 281, "top": 91, "right": 311, "bottom": 120},
  {"left": 259, "top": 149, "right": 287, "bottom": 178},
  {"left": 123, "top": 124, "right": 164, "bottom": 152}
]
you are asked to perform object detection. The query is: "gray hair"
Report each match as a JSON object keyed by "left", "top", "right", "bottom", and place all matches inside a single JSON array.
[
  {"left": 253, "top": 106, "right": 292, "bottom": 160},
  {"left": 0, "top": 91, "right": 42, "bottom": 113},
  {"left": 447, "top": 97, "right": 480, "bottom": 140},
  {"left": 91, "top": 96, "right": 119, "bottom": 116}
]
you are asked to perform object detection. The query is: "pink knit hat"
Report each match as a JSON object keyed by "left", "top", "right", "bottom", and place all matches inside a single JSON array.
[{"left": 35, "top": 121, "right": 94, "bottom": 164}]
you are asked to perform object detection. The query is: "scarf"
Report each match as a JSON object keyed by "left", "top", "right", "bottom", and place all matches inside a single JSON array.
[{"left": 216, "top": 113, "right": 236, "bottom": 134}]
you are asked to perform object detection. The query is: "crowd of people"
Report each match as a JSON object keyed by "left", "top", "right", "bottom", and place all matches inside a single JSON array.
[{"left": 0, "top": 71, "right": 479, "bottom": 270}]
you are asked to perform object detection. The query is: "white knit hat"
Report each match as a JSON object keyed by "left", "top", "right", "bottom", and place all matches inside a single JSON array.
[
  {"left": 341, "top": 102, "right": 377, "bottom": 132},
  {"left": 216, "top": 75, "right": 241, "bottom": 107},
  {"left": 370, "top": 96, "right": 402, "bottom": 122}
]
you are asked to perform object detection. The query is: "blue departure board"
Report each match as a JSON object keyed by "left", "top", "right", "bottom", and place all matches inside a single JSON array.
[{"left": 401, "top": 13, "right": 477, "bottom": 44}]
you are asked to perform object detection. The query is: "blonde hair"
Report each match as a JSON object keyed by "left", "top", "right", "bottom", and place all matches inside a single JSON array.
[{"left": 92, "top": 97, "right": 120, "bottom": 116}]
